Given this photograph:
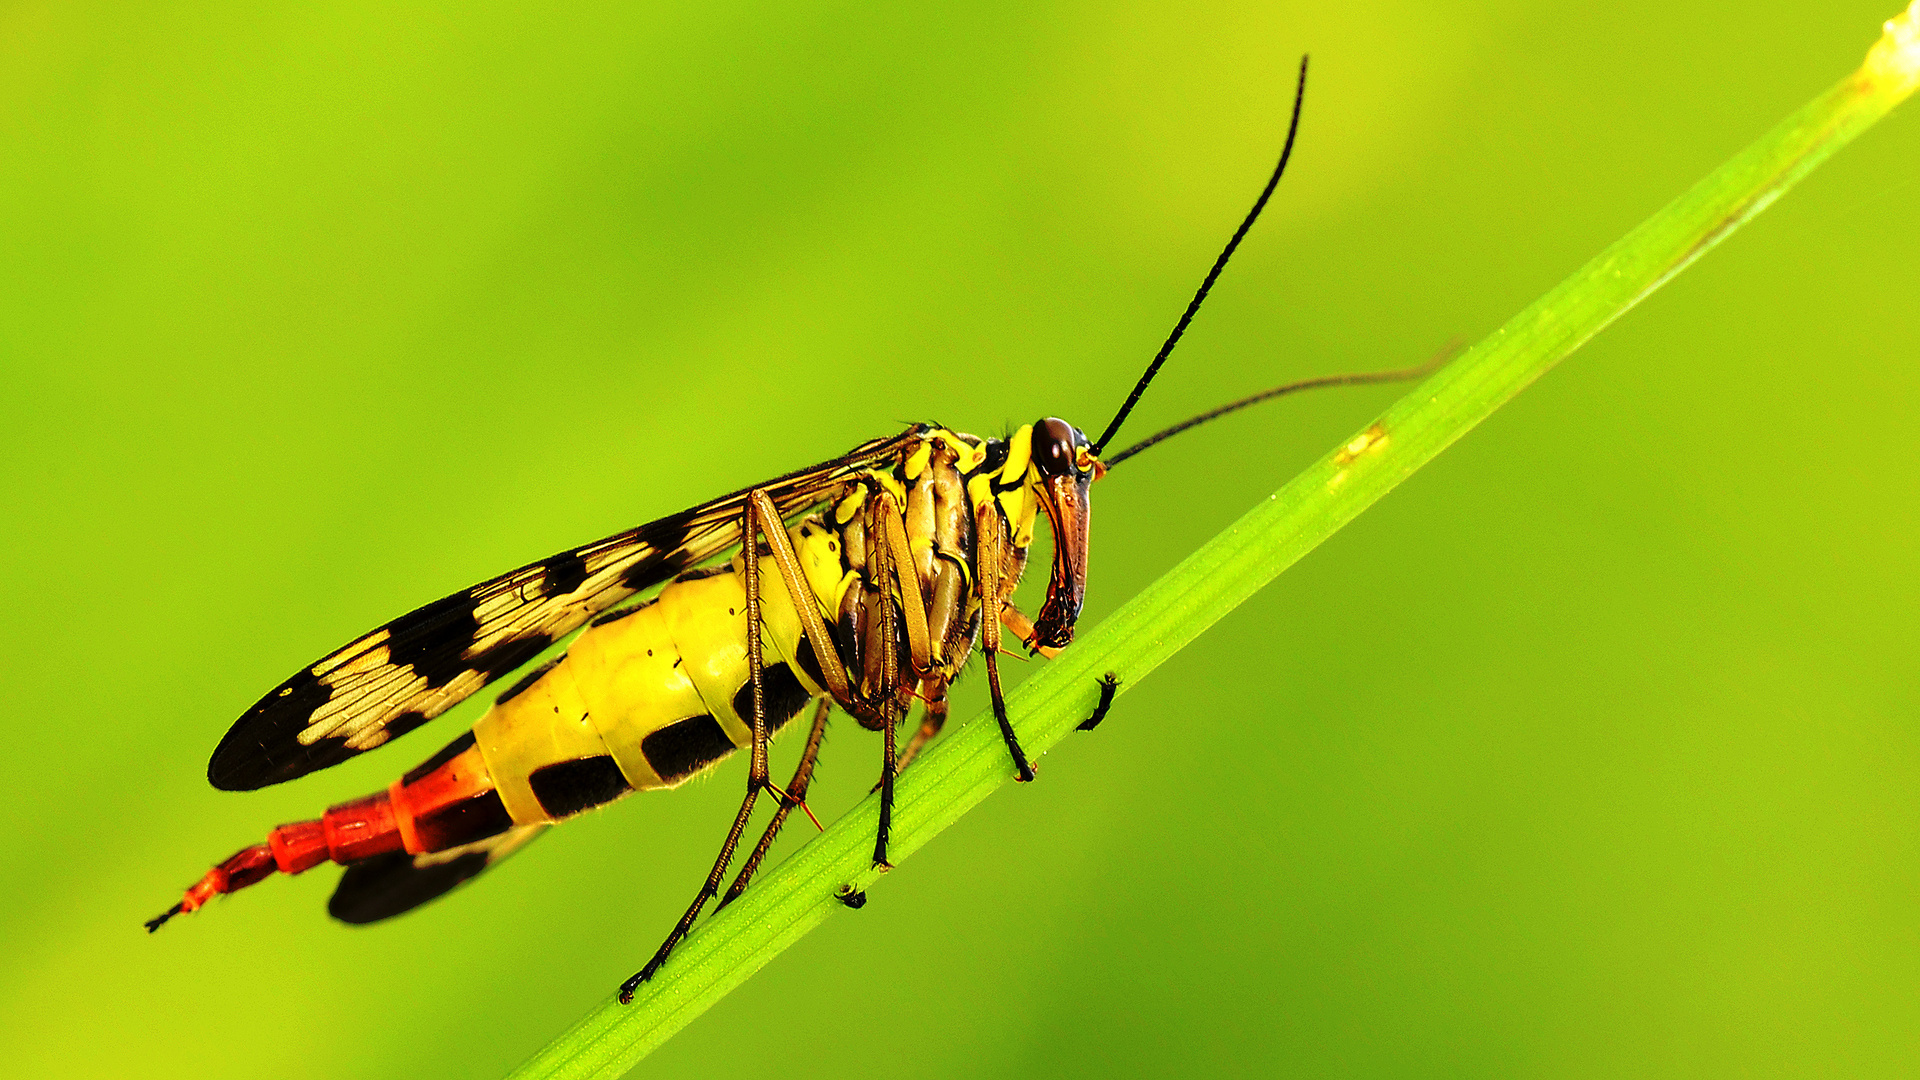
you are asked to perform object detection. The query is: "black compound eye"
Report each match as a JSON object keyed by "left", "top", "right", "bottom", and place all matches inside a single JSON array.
[{"left": 1030, "top": 418, "right": 1080, "bottom": 479}]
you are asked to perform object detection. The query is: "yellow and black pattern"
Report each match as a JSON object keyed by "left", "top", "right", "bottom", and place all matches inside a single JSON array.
[
  {"left": 466, "top": 514, "right": 853, "bottom": 827},
  {"left": 157, "top": 415, "right": 1115, "bottom": 940},
  {"left": 383, "top": 423, "right": 1038, "bottom": 834},
  {"left": 207, "top": 428, "right": 927, "bottom": 791},
  {"left": 157, "top": 96, "right": 1387, "bottom": 979}
]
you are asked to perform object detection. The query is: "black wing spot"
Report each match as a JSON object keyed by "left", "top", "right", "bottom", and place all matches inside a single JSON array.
[
  {"left": 375, "top": 594, "right": 550, "bottom": 691},
  {"left": 385, "top": 592, "right": 485, "bottom": 689},
  {"left": 214, "top": 734, "right": 353, "bottom": 792},
  {"left": 528, "top": 756, "right": 634, "bottom": 819},
  {"left": 402, "top": 730, "right": 478, "bottom": 785},
  {"left": 541, "top": 551, "right": 588, "bottom": 598},
  {"left": 329, "top": 850, "right": 492, "bottom": 925},
  {"left": 729, "top": 663, "right": 813, "bottom": 733},
  {"left": 386, "top": 710, "right": 430, "bottom": 741},
  {"left": 465, "top": 633, "right": 556, "bottom": 681},
  {"left": 618, "top": 517, "right": 694, "bottom": 591},
  {"left": 496, "top": 656, "right": 562, "bottom": 705},
  {"left": 641, "top": 715, "right": 736, "bottom": 783},
  {"left": 208, "top": 669, "right": 338, "bottom": 790},
  {"left": 618, "top": 556, "right": 661, "bottom": 592}
]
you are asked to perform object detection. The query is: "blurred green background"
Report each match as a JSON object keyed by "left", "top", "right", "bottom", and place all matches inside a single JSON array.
[{"left": 4, "top": 1, "right": 1917, "bottom": 1076}]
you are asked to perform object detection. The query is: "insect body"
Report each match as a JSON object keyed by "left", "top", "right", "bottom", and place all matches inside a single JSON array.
[
  {"left": 149, "top": 57, "right": 1429, "bottom": 997},
  {"left": 152, "top": 419, "right": 1105, "bottom": 992}
]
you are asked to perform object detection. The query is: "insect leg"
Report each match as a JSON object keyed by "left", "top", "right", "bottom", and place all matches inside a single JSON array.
[
  {"left": 974, "top": 502, "right": 1036, "bottom": 782},
  {"left": 980, "top": 650, "right": 1033, "bottom": 780},
  {"left": 620, "top": 497, "right": 783, "bottom": 1001},
  {"left": 864, "top": 510, "right": 905, "bottom": 868},
  {"left": 894, "top": 678, "right": 949, "bottom": 771},
  {"left": 717, "top": 697, "right": 833, "bottom": 909},
  {"left": 877, "top": 686, "right": 898, "bottom": 869},
  {"left": 899, "top": 562, "right": 975, "bottom": 770},
  {"left": 1078, "top": 672, "right": 1121, "bottom": 731},
  {"left": 1000, "top": 603, "right": 1063, "bottom": 659},
  {"left": 1003, "top": 596, "right": 1117, "bottom": 732},
  {"left": 745, "top": 490, "right": 909, "bottom": 774},
  {"left": 747, "top": 490, "right": 860, "bottom": 708},
  {"left": 872, "top": 490, "right": 934, "bottom": 675}
]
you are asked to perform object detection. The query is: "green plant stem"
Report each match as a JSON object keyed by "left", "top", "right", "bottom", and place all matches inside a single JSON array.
[{"left": 510, "top": 12, "right": 1919, "bottom": 1079}]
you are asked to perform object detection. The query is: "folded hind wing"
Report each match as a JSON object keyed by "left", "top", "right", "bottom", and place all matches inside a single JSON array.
[{"left": 328, "top": 825, "right": 548, "bottom": 925}]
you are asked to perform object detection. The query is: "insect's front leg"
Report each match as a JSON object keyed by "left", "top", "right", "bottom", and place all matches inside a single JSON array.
[
  {"left": 998, "top": 603, "right": 1062, "bottom": 659},
  {"left": 1078, "top": 672, "right": 1120, "bottom": 731},
  {"left": 974, "top": 503, "right": 1036, "bottom": 783},
  {"left": 1002, "top": 602, "right": 1120, "bottom": 732}
]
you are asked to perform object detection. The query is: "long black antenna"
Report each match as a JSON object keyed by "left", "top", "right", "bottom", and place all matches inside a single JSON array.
[
  {"left": 1102, "top": 341, "right": 1460, "bottom": 469},
  {"left": 1090, "top": 54, "right": 1311, "bottom": 457}
]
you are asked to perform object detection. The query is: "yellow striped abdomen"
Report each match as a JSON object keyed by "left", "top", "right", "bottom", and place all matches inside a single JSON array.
[{"left": 471, "top": 521, "right": 837, "bottom": 826}]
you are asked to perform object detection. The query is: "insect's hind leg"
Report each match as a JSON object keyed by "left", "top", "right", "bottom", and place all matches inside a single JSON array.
[
  {"left": 875, "top": 691, "right": 900, "bottom": 868},
  {"left": 717, "top": 697, "right": 833, "bottom": 910},
  {"left": 618, "top": 766, "right": 766, "bottom": 999},
  {"left": 620, "top": 492, "right": 825, "bottom": 1001}
]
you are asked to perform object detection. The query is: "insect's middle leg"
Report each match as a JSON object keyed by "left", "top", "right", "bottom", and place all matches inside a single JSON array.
[
  {"left": 875, "top": 691, "right": 899, "bottom": 869},
  {"left": 895, "top": 677, "right": 950, "bottom": 772},
  {"left": 862, "top": 497, "right": 909, "bottom": 868}
]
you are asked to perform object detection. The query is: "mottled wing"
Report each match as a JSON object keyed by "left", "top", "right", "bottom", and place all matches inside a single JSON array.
[
  {"left": 208, "top": 426, "right": 925, "bottom": 790},
  {"left": 328, "top": 824, "right": 547, "bottom": 924}
]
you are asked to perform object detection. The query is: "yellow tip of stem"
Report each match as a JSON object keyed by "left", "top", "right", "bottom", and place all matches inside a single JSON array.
[{"left": 1866, "top": 1, "right": 1920, "bottom": 92}]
